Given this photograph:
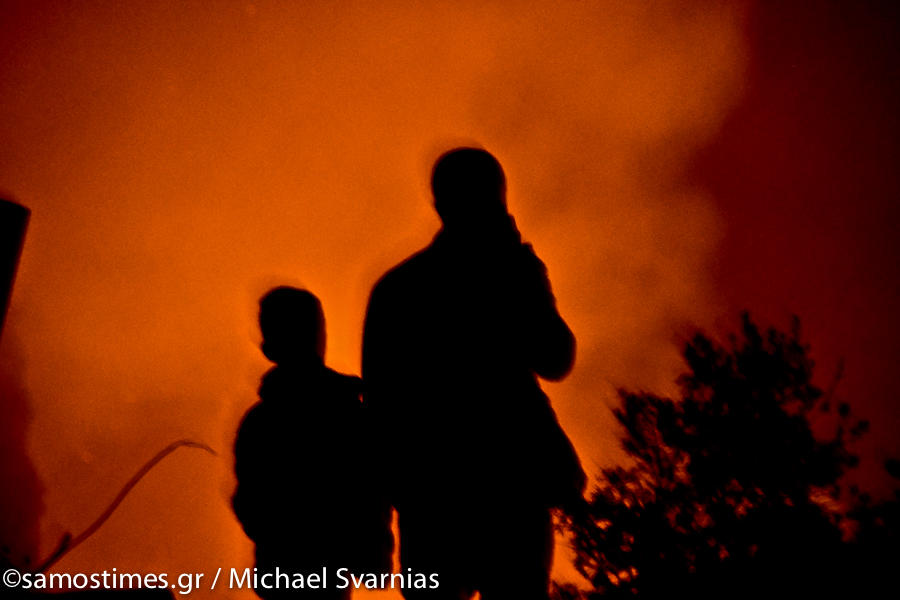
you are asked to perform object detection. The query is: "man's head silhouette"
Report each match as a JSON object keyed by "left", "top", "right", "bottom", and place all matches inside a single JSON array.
[
  {"left": 432, "top": 148, "right": 507, "bottom": 230},
  {"left": 259, "top": 287, "right": 325, "bottom": 365}
]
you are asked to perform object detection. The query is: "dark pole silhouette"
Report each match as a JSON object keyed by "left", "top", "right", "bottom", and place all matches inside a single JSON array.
[
  {"left": 0, "top": 199, "right": 29, "bottom": 340},
  {"left": 363, "top": 148, "right": 585, "bottom": 599},
  {"left": 0, "top": 198, "right": 36, "bottom": 582}
]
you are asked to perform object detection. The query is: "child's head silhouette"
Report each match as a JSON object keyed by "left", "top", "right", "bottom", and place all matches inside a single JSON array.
[{"left": 259, "top": 287, "right": 325, "bottom": 365}]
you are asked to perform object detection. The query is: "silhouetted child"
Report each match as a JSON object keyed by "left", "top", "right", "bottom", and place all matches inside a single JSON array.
[{"left": 233, "top": 287, "right": 392, "bottom": 599}]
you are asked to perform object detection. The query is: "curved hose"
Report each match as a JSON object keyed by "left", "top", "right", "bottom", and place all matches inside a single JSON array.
[{"left": 37, "top": 439, "right": 217, "bottom": 574}]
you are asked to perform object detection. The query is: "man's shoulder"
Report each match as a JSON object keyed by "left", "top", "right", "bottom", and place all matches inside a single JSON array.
[
  {"left": 382, "top": 245, "right": 436, "bottom": 281},
  {"left": 322, "top": 367, "right": 362, "bottom": 398},
  {"left": 370, "top": 244, "right": 438, "bottom": 299}
]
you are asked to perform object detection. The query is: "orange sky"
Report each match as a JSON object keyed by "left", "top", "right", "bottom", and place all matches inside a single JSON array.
[{"left": 1, "top": 0, "right": 897, "bottom": 598}]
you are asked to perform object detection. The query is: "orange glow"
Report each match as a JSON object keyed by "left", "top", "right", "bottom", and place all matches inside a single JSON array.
[{"left": 11, "top": 0, "right": 899, "bottom": 598}]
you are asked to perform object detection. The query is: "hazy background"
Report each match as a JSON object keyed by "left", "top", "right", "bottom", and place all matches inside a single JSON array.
[{"left": 1, "top": 1, "right": 897, "bottom": 598}]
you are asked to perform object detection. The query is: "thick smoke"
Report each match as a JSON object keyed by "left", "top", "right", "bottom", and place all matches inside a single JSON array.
[{"left": 0, "top": 0, "right": 747, "bottom": 596}]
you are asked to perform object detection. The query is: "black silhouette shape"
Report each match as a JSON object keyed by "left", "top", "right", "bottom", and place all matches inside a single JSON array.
[
  {"left": 0, "top": 199, "right": 41, "bottom": 576},
  {"left": 363, "top": 148, "right": 585, "bottom": 599},
  {"left": 0, "top": 198, "right": 29, "bottom": 337},
  {"left": 556, "top": 314, "right": 883, "bottom": 599},
  {"left": 234, "top": 287, "right": 392, "bottom": 599}
]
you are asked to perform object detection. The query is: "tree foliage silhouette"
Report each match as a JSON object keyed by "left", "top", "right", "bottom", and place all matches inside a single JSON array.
[
  {"left": 558, "top": 313, "right": 875, "bottom": 598},
  {"left": 844, "top": 457, "right": 900, "bottom": 594}
]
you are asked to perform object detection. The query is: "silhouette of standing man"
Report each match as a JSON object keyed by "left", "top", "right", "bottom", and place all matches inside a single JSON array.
[{"left": 363, "top": 148, "right": 585, "bottom": 599}]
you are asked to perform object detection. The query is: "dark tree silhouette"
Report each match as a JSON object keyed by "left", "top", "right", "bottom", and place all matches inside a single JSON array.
[
  {"left": 557, "top": 313, "right": 879, "bottom": 599},
  {"left": 844, "top": 458, "right": 900, "bottom": 595}
]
